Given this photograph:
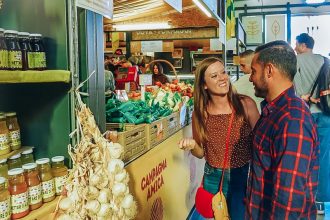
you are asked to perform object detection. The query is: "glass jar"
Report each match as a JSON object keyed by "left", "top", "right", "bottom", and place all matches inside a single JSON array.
[
  {"left": 4, "top": 30, "right": 22, "bottom": 70},
  {"left": 18, "top": 32, "right": 31, "bottom": 71},
  {"left": 0, "top": 28, "right": 8, "bottom": 70},
  {"left": 8, "top": 153, "right": 22, "bottom": 170},
  {"left": 8, "top": 168, "right": 29, "bottom": 219},
  {"left": 5, "top": 112, "right": 21, "bottom": 151},
  {"left": 51, "top": 156, "right": 68, "bottom": 196},
  {"left": 36, "top": 158, "right": 55, "bottom": 202},
  {"left": 0, "top": 115, "right": 10, "bottom": 155},
  {"left": 0, "top": 176, "right": 11, "bottom": 220},
  {"left": 29, "top": 33, "right": 46, "bottom": 70},
  {"left": 21, "top": 148, "right": 34, "bottom": 165},
  {"left": 0, "top": 158, "right": 8, "bottom": 188},
  {"left": 22, "top": 163, "right": 42, "bottom": 210}
]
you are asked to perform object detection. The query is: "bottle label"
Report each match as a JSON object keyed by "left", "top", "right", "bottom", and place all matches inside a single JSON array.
[
  {"left": 9, "top": 130, "right": 21, "bottom": 149},
  {"left": 27, "top": 52, "right": 34, "bottom": 69},
  {"left": 55, "top": 175, "right": 68, "bottom": 194},
  {"left": 11, "top": 191, "right": 29, "bottom": 214},
  {"left": 0, "top": 49, "right": 8, "bottom": 68},
  {"left": 0, "top": 198, "right": 11, "bottom": 220},
  {"left": 8, "top": 50, "right": 22, "bottom": 69},
  {"left": 0, "top": 133, "right": 10, "bottom": 152},
  {"left": 33, "top": 52, "right": 46, "bottom": 68},
  {"left": 41, "top": 179, "right": 55, "bottom": 199},
  {"left": 28, "top": 184, "right": 42, "bottom": 205}
]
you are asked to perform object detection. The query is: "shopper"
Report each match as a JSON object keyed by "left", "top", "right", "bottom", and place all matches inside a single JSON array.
[
  {"left": 178, "top": 57, "right": 259, "bottom": 220},
  {"left": 233, "top": 50, "right": 263, "bottom": 112},
  {"left": 293, "top": 33, "right": 330, "bottom": 214},
  {"left": 246, "top": 40, "right": 319, "bottom": 219},
  {"left": 150, "top": 62, "right": 169, "bottom": 85}
]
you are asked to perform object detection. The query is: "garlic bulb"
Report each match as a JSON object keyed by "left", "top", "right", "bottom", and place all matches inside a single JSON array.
[
  {"left": 57, "top": 213, "right": 73, "bottom": 220},
  {"left": 89, "top": 173, "right": 102, "bottom": 186},
  {"left": 98, "top": 189, "right": 111, "bottom": 204},
  {"left": 124, "top": 201, "right": 138, "bottom": 219},
  {"left": 97, "top": 203, "right": 112, "bottom": 217},
  {"left": 85, "top": 186, "right": 99, "bottom": 200},
  {"left": 121, "top": 194, "right": 134, "bottom": 209},
  {"left": 85, "top": 200, "right": 101, "bottom": 214},
  {"left": 115, "top": 170, "right": 127, "bottom": 183},
  {"left": 108, "top": 159, "right": 124, "bottom": 175},
  {"left": 59, "top": 197, "right": 74, "bottom": 212},
  {"left": 112, "top": 183, "right": 127, "bottom": 197},
  {"left": 108, "top": 142, "right": 124, "bottom": 159}
]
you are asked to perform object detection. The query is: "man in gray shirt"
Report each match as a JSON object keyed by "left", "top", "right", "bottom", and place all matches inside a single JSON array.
[{"left": 293, "top": 33, "right": 330, "bottom": 215}]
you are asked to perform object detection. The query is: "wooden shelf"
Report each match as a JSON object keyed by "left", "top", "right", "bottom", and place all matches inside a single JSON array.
[
  {"left": 21, "top": 196, "right": 60, "bottom": 220},
  {"left": 0, "top": 146, "right": 34, "bottom": 160},
  {"left": 0, "top": 70, "right": 70, "bottom": 84}
]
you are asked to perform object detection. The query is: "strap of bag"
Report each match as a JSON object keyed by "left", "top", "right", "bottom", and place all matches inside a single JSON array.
[
  {"left": 218, "top": 111, "right": 235, "bottom": 191},
  {"left": 310, "top": 56, "right": 328, "bottom": 99}
]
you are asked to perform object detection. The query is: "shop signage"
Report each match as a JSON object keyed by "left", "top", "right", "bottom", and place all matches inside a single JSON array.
[
  {"left": 125, "top": 126, "right": 205, "bottom": 220},
  {"left": 77, "top": 0, "right": 113, "bottom": 18},
  {"left": 164, "top": 0, "right": 182, "bottom": 13},
  {"left": 141, "top": 41, "right": 163, "bottom": 52},
  {"left": 132, "top": 27, "right": 217, "bottom": 41},
  {"left": 139, "top": 74, "right": 152, "bottom": 86}
]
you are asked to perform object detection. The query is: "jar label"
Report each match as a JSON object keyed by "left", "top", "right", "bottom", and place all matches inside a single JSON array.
[
  {"left": 34, "top": 52, "right": 46, "bottom": 68},
  {"left": 27, "top": 52, "right": 34, "bottom": 69},
  {"left": 9, "top": 130, "right": 21, "bottom": 149},
  {"left": 8, "top": 50, "right": 22, "bottom": 69},
  {"left": 11, "top": 191, "right": 29, "bottom": 214},
  {"left": 0, "top": 49, "right": 8, "bottom": 68},
  {"left": 55, "top": 175, "right": 68, "bottom": 194},
  {"left": 41, "top": 179, "right": 55, "bottom": 199},
  {"left": 0, "top": 133, "right": 10, "bottom": 152},
  {"left": 0, "top": 198, "right": 11, "bottom": 220},
  {"left": 28, "top": 184, "right": 42, "bottom": 205}
]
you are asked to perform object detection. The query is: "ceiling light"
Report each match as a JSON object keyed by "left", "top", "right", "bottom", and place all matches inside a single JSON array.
[
  {"left": 113, "top": 23, "right": 171, "bottom": 31},
  {"left": 305, "top": 0, "right": 325, "bottom": 4},
  {"left": 193, "top": 0, "right": 212, "bottom": 18}
]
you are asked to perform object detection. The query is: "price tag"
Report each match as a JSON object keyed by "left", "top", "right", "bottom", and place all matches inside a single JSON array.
[{"left": 139, "top": 74, "right": 152, "bottom": 86}]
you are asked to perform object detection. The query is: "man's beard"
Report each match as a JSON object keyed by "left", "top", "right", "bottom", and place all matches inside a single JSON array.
[{"left": 254, "top": 76, "right": 268, "bottom": 98}]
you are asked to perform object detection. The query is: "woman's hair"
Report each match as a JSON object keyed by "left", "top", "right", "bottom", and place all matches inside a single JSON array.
[
  {"left": 150, "top": 62, "right": 164, "bottom": 74},
  {"left": 193, "top": 57, "right": 247, "bottom": 145}
]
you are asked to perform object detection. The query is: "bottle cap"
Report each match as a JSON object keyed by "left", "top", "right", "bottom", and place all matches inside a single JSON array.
[
  {"left": 30, "top": 33, "right": 42, "bottom": 37},
  {"left": 8, "top": 168, "right": 24, "bottom": 176},
  {"left": 0, "top": 158, "right": 7, "bottom": 163},
  {"left": 22, "top": 163, "right": 37, "bottom": 170},
  {"left": 36, "top": 158, "right": 50, "bottom": 165},
  {"left": 21, "top": 148, "right": 33, "bottom": 155},
  {"left": 51, "top": 156, "right": 65, "bottom": 162},
  {"left": 9, "top": 153, "right": 21, "bottom": 160},
  {"left": 18, "top": 32, "right": 30, "bottom": 36},
  {"left": 0, "top": 177, "right": 5, "bottom": 184},
  {"left": 5, "top": 112, "right": 16, "bottom": 117},
  {"left": 4, "top": 30, "right": 18, "bottom": 35}
]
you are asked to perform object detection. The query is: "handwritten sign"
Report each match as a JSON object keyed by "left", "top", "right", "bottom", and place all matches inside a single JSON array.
[
  {"left": 164, "top": 0, "right": 182, "bottom": 13},
  {"left": 139, "top": 74, "right": 153, "bottom": 86},
  {"left": 77, "top": 0, "right": 113, "bottom": 18},
  {"left": 141, "top": 41, "right": 163, "bottom": 52}
]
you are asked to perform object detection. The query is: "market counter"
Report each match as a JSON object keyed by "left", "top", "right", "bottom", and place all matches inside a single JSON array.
[{"left": 125, "top": 124, "right": 205, "bottom": 220}]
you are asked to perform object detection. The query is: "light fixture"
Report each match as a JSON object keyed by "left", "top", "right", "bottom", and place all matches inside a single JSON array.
[
  {"left": 192, "top": 0, "right": 212, "bottom": 18},
  {"left": 113, "top": 22, "right": 171, "bottom": 31},
  {"left": 305, "top": 0, "right": 325, "bottom": 4}
]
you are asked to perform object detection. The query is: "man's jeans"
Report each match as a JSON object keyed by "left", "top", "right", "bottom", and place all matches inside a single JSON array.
[{"left": 313, "top": 113, "right": 330, "bottom": 202}]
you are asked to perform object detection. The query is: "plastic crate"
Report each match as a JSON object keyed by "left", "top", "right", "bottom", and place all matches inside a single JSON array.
[{"left": 114, "top": 125, "right": 148, "bottom": 163}]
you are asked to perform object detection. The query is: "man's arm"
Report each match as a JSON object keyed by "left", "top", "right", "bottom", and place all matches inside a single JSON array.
[{"left": 270, "top": 119, "right": 316, "bottom": 219}]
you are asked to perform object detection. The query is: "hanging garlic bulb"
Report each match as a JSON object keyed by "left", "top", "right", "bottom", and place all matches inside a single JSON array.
[
  {"left": 108, "top": 142, "right": 124, "bottom": 159},
  {"left": 112, "top": 183, "right": 127, "bottom": 197},
  {"left": 85, "top": 200, "right": 101, "bottom": 214}
]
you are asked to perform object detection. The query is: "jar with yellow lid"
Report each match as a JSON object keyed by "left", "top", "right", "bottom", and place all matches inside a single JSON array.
[
  {"left": 8, "top": 168, "right": 29, "bottom": 219},
  {"left": 21, "top": 148, "right": 34, "bottom": 165},
  {"left": 22, "top": 163, "right": 42, "bottom": 210},
  {"left": 0, "top": 176, "right": 11, "bottom": 220},
  {"left": 0, "top": 158, "right": 8, "bottom": 188},
  {"left": 36, "top": 158, "right": 55, "bottom": 202},
  {"left": 0, "top": 115, "right": 10, "bottom": 155},
  {"left": 51, "top": 156, "right": 68, "bottom": 196},
  {"left": 5, "top": 112, "right": 21, "bottom": 151},
  {"left": 7, "top": 153, "right": 22, "bottom": 170}
]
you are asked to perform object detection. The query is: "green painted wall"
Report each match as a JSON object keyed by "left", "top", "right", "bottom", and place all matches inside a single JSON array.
[{"left": 0, "top": 0, "right": 71, "bottom": 160}]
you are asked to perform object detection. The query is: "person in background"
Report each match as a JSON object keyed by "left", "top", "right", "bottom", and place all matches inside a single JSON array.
[
  {"left": 233, "top": 50, "right": 263, "bottom": 112},
  {"left": 178, "top": 57, "right": 259, "bottom": 220},
  {"left": 293, "top": 33, "right": 330, "bottom": 214},
  {"left": 246, "top": 40, "right": 319, "bottom": 219},
  {"left": 150, "top": 62, "right": 169, "bottom": 85},
  {"left": 104, "top": 55, "right": 115, "bottom": 92}
]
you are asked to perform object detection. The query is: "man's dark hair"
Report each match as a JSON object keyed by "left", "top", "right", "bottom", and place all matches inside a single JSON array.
[
  {"left": 296, "top": 33, "right": 314, "bottom": 49},
  {"left": 240, "top": 49, "right": 254, "bottom": 58},
  {"left": 255, "top": 40, "right": 297, "bottom": 81}
]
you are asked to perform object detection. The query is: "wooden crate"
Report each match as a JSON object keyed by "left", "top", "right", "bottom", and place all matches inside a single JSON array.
[
  {"left": 106, "top": 123, "right": 137, "bottom": 131},
  {"left": 164, "top": 112, "right": 180, "bottom": 138},
  {"left": 114, "top": 125, "right": 148, "bottom": 163},
  {"left": 146, "top": 117, "right": 166, "bottom": 149}
]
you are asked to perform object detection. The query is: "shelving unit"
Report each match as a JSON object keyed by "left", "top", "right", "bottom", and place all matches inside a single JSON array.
[{"left": 0, "top": 70, "right": 70, "bottom": 84}]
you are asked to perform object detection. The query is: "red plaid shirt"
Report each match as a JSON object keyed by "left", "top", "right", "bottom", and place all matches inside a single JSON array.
[{"left": 246, "top": 87, "right": 319, "bottom": 220}]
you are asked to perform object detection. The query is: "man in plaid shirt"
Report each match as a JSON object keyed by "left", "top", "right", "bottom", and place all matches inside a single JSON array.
[{"left": 246, "top": 40, "right": 319, "bottom": 219}]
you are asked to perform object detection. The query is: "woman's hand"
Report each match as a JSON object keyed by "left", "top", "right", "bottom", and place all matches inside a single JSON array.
[{"left": 178, "top": 138, "right": 196, "bottom": 151}]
